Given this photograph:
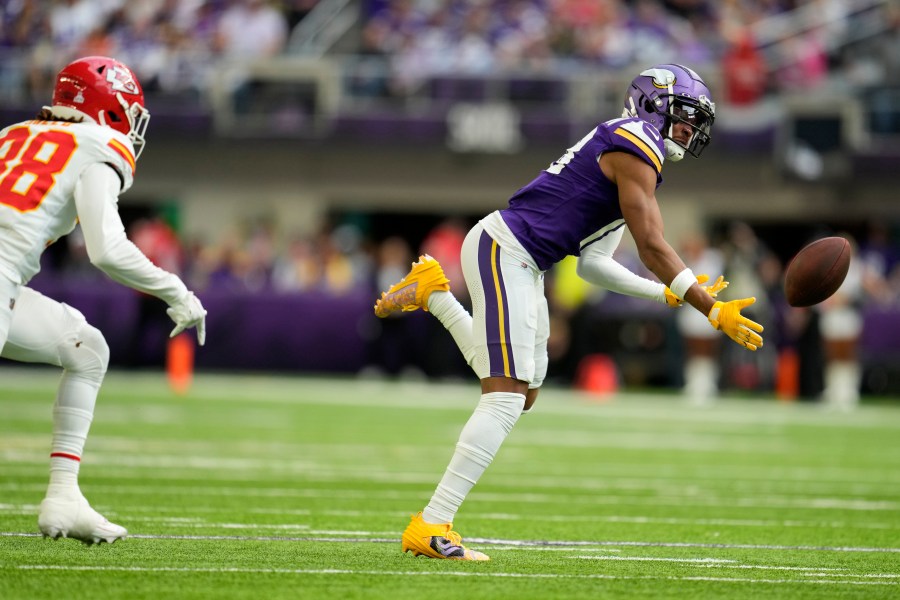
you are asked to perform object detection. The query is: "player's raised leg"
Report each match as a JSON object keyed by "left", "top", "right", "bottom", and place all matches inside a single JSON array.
[
  {"left": 374, "top": 254, "right": 479, "bottom": 367},
  {"left": 2, "top": 288, "right": 126, "bottom": 544}
]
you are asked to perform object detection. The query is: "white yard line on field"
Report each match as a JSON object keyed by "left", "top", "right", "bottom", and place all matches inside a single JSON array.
[
  {"left": 569, "top": 556, "right": 852, "bottom": 572},
  {"left": 474, "top": 511, "right": 899, "bottom": 529},
  {"left": 8, "top": 450, "right": 899, "bottom": 490},
  {"left": 794, "top": 573, "right": 900, "bottom": 579},
  {"left": 5, "top": 431, "right": 897, "bottom": 489},
  {"left": 2, "top": 481, "right": 898, "bottom": 513},
  {"left": 2, "top": 503, "right": 897, "bottom": 532},
  {"left": 5, "top": 439, "right": 899, "bottom": 491},
  {"left": 487, "top": 546, "right": 624, "bottom": 552},
  {"left": 3, "top": 531, "right": 900, "bottom": 554},
  {"left": 0, "top": 532, "right": 606, "bottom": 553},
  {"left": 575, "top": 556, "right": 739, "bottom": 564},
  {"left": 8, "top": 564, "right": 898, "bottom": 587}
]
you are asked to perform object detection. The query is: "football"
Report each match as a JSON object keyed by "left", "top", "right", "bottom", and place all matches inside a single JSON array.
[{"left": 784, "top": 236, "right": 852, "bottom": 307}]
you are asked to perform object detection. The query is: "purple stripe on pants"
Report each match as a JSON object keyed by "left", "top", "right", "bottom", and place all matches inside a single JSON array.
[{"left": 477, "top": 230, "right": 516, "bottom": 379}]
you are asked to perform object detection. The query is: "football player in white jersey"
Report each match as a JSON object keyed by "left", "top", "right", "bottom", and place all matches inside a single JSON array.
[{"left": 0, "top": 56, "right": 207, "bottom": 544}]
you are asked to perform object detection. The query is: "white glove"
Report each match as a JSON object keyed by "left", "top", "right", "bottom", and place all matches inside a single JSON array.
[{"left": 167, "top": 292, "right": 207, "bottom": 346}]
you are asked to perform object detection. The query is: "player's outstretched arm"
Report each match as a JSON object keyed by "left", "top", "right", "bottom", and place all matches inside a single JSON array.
[
  {"left": 606, "top": 151, "right": 699, "bottom": 288},
  {"left": 577, "top": 241, "right": 727, "bottom": 307},
  {"left": 73, "top": 163, "right": 207, "bottom": 345},
  {"left": 601, "top": 151, "right": 761, "bottom": 349},
  {"left": 576, "top": 227, "right": 670, "bottom": 302},
  {"left": 603, "top": 152, "right": 725, "bottom": 307}
]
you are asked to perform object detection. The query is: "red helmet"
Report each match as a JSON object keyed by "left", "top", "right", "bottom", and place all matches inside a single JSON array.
[{"left": 52, "top": 56, "right": 150, "bottom": 159}]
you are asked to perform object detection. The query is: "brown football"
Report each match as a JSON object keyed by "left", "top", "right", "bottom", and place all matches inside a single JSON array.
[{"left": 784, "top": 237, "right": 851, "bottom": 307}]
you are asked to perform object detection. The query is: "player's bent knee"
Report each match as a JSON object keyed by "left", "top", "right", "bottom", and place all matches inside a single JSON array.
[
  {"left": 477, "top": 391, "right": 526, "bottom": 433},
  {"left": 58, "top": 323, "right": 109, "bottom": 381}
]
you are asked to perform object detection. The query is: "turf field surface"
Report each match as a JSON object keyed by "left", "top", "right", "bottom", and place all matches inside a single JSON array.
[{"left": 1, "top": 367, "right": 899, "bottom": 599}]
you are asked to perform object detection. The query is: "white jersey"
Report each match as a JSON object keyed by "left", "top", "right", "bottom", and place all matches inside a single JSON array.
[{"left": 0, "top": 119, "right": 135, "bottom": 285}]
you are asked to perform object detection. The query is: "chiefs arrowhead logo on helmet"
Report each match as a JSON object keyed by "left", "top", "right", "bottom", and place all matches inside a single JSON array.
[{"left": 105, "top": 65, "right": 140, "bottom": 96}]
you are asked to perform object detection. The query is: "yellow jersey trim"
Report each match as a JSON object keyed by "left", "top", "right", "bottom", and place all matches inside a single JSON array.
[
  {"left": 613, "top": 127, "right": 662, "bottom": 173},
  {"left": 490, "top": 239, "right": 512, "bottom": 378}
]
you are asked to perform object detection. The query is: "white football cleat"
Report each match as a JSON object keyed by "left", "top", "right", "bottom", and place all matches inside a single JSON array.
[{"left": 38, "top": 492, "right": 127, "bottom": 545}]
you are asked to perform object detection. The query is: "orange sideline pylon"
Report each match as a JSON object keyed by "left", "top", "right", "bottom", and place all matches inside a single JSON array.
[{"left": 166, "top": 333, "right": 194, "bottom": 395}]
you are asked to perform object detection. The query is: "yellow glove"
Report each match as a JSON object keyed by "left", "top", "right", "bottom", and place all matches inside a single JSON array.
[
  {"left": 707, "top": 298, "right": 764, "bottom": 351},
  {"left": 702, "top": 275, "right": 729, "bottom": 298},
  {"left": 664, "top": 274, "right": 730, "bottom": 307}
]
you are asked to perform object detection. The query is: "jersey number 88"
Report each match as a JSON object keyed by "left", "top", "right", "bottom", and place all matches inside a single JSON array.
[{"left": 0, "top": 126, "right": 77, "bottom": 213}]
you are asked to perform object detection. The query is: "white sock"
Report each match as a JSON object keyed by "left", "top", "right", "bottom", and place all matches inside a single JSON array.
[
  {"left": 423, "top": 392, "right": 525, "bottom": 524},
  {"left": 824, "top": 361, "right": 860, "bottom": 409},
  {"left": 427, "top": 291, "right": 476, "bottom": 368},
  {"left": 684, "top": 357, "right": 718, "bottom": 401},
  {"left": 47, "top": 373, "right": 99, "bottom": 495},
  {"left": 47, "top": 458, "right": 80, "bottom": 497}
]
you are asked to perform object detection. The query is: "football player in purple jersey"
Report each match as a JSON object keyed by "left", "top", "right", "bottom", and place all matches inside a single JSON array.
[{"left": 375, "top": 64, "right": 763, "bottom": 560}]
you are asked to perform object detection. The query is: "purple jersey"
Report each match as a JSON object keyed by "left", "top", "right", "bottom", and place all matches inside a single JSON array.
[{"left": 500, "top": 117, "right": 665, "bottom": 271}]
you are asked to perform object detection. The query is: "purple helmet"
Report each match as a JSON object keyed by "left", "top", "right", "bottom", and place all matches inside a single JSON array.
[{"left": 623, "top": 64, "right": 715, "bottom": 161}]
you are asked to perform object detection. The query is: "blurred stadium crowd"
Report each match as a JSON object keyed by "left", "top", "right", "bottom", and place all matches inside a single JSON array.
[
  {"left": 1, "top": 0, "right": 897, "bottom": 110},
  {"left": 1, "top": 0, "right": 301, "bottom": 102},
  {"left": 356, "top": 0, "right": 892, "bottom": 104}
]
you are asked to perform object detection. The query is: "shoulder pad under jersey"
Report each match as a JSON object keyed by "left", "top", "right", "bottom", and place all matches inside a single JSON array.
[
  {"left": 602, "top": 117, "right": 665, "bottom": 175},
  {"left": 76, "top": 124, "right": 136, "bottom": 193}
]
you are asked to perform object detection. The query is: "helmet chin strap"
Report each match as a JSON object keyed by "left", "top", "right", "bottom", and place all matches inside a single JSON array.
[
  {"left": 623, "top": 97, "right": 639, "bottom": 119},
  {"left": 664, "top": 139, "right": 685, "bottom": 161},
  {"left": 664, "top": 121, "right": 686, "bottom": 161}
]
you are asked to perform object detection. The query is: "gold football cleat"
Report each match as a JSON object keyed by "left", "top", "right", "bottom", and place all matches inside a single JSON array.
[
  {"left": 374, "top": 255, "right": 450, "bottom": 318},
  {"left": 401, "top": 512, "right": 489, "bottom": 561}
]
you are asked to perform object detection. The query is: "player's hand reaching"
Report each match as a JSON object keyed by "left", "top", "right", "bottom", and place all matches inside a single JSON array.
[
  {"left": 701, "top": 275, "right": 729, "bottom": 298},
  {"left": 167, "top": 291, "right": 207, "bottom": 346},
  {"left": 707, "top": 297, "right": 764, "bottom": 351},
  {"left": 664, "top": 274, "right": 729, "bottom": 307}
]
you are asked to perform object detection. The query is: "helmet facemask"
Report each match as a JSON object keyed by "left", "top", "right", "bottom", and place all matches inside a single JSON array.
[
  {"left": 663, "top": 97, "right": 713, "bottom": 161},
  {"left": 120, "top": 93, "right": 150, "bottom": 160},
  {"left": 96, "top": 93, "right": 150, "bottom": 160}
]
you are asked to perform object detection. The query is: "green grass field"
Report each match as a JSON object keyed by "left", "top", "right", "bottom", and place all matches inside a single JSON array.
[{"left": 1, "top": 366, "right": 899, "bottom": 599}]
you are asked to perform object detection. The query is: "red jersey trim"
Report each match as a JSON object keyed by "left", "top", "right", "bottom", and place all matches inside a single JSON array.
[{"left": 107, "top": 138, "right": 136, "bottom": 174}]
